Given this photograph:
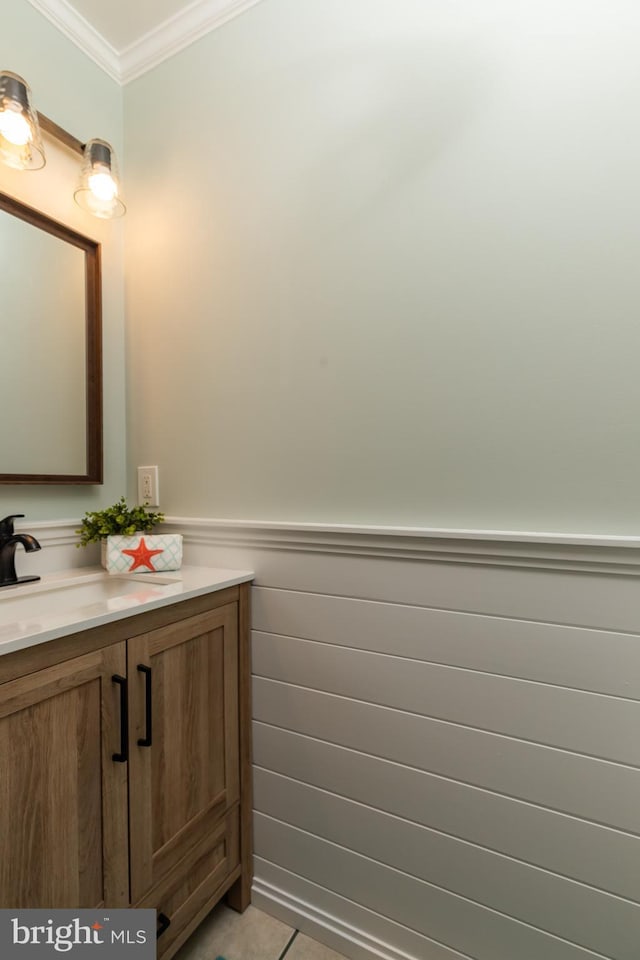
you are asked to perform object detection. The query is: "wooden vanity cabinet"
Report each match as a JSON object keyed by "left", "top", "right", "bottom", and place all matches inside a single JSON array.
[
  {"left": 0, "top": 582, "right": 252, "bottom": 960},
  {"left": 0, "top": 642, "right": 129, "bottom": 908}
]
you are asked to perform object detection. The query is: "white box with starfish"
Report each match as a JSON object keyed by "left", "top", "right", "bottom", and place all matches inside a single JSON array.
[{"left": 103, "top": 534, "right": 183, "bottom": 573}]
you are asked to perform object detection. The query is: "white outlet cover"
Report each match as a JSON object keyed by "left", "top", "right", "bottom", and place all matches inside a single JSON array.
[{"left": 137, "top": 465, "right": 159, "bottom": 506}]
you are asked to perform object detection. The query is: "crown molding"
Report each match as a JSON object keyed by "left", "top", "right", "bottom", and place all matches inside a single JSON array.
[
  {"left": 119, "top": 0, "right": 264, "bottom": 84},
  {"left": 25, "top": 0, "right": 121, "bottom": 83},
  {"left": 26, "top": 0, "right": 265, "bottom": 85}
]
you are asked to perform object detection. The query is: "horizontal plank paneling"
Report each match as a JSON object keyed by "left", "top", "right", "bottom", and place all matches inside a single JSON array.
[
  {"left": 254, "top": 814, "right": 608, "bottom": 960},
  {"left": 253, "top": 633, "right": 640, "bottom": 764},
  {"left": 253, "top": 677, "right": 640, "bottom": 834},
  {"left": 254, "top": 769, "right": 640, "bottom": 957},
  {"left": 186, "top": 531, "right": 640, "bottom": 960},
  {"left": 252, "top": 588, "right": 640, "bottom": 699},
  {"left": 253, "top": 724, "right": 639, "bottom": 901},
  {"left": 254, "top": 858, "right": 472, "bottom": 960},
  {"left": 188, "top": 544, "right": 640, "bottom": 633}
]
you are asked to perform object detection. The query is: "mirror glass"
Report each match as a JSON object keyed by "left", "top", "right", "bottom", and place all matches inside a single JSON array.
[{"left": 0, "top": 191, "right": 102, "bottom": 483}]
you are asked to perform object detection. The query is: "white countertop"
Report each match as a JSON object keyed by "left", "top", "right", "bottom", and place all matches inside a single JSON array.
[{"left": 0, "top": 565, "right": 254, "bottom": 657}]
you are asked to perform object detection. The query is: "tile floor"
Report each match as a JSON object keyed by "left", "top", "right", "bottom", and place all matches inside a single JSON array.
[{"left": 175, "top": 902, "right": 348, "bottom": 960}]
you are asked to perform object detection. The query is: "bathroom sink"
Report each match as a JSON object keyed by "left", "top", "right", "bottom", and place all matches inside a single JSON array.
[{"left": 0, "top": 571, "right": 179, "bottom": 627}]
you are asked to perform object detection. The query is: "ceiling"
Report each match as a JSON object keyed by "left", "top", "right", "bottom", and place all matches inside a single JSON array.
[
  {"left": 63, "top": 0, "right": 208, "bottom": 52},
  {"left": 26, "top": 0, "right": 265, "bottom": 84}
]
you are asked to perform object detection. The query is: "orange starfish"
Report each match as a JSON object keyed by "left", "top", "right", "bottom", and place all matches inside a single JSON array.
[{"left": 122, "top": 537, "right": 164, "bottom": 572}]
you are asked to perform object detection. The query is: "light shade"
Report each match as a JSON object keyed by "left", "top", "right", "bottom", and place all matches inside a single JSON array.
[
  {"left": 74, "top": 138, "right": 126, "bottom": 219},
  {"left": 0, "top": 71, "right": 45, "bottom": 170}
]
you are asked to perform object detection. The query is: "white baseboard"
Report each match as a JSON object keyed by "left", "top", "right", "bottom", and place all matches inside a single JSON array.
[
  {"left": 252, "top": 869, "right": 469, "bottom": 960},
  {"left": 253, "top": 877, "right": 413, "bottom": 960}
]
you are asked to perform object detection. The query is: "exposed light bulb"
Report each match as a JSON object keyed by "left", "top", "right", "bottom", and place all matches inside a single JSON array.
[
  {"left": 74, "top": 138, "right": 125, "bottom": 219},
  {"left": 0, "top": 106, "right": 32, "bottom": 146},
  {"left": 88, "top": 169, "right": 117, "bottom": 202},
  {"left": 0, "top": 71, "right": 44, "bottom": 170}
]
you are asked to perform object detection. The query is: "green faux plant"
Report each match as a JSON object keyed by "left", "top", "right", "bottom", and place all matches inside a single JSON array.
[{"left": 76, "top": 496, "right": 165, "bottom": 547}]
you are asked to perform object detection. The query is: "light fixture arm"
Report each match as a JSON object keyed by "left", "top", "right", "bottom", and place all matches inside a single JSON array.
[{"left": 37, "top": 111, "right": 84, "bottom": 155}]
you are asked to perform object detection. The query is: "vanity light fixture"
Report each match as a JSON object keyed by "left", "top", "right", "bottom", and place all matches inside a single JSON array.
[
  {"left": 0, "top": 69, "right": 126, "bottom": 219},
  {"left": 0, "top": 71, "right": 45, "bottom": 170},
  {"left": 74, "top": 138, "right": 125, "bottom": 220}
]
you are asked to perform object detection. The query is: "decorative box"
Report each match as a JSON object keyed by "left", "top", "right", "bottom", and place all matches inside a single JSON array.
[{"left": 104, "top": 533, "right": 183, "bottom": 574}]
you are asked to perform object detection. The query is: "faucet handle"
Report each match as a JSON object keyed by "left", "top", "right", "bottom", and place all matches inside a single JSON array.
[{"left": 0, "top": 515, "right": 25, "bottom": 537}]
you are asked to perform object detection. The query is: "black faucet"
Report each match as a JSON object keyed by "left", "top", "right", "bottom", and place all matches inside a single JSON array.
[{"left": 0, "top": 515, "right": 41, "bottom": 588}]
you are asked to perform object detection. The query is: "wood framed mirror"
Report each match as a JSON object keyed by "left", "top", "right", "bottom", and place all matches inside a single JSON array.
[{"left": 0, "top": 190, "right": 102, "bottom": 484}]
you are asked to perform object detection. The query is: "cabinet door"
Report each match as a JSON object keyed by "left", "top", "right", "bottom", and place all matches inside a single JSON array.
[
  {"left": 128, "top": 603, "right": 239, "bottom": 903},
  {"left": 0, "top": 644, "right": 129, "bottom": 907}
]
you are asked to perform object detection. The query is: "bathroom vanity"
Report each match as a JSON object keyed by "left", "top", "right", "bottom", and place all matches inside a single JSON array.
[{"left": 0, "top": 566, "right": 253, "bottom": 959}]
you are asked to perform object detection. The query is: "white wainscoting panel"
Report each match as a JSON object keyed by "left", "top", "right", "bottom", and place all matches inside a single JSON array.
[
  {"left": 12, "top": 519, "right": 98, "bottom": 577},
  {"left": 165, "top": 520, "right": 640, "bottom": 960}
]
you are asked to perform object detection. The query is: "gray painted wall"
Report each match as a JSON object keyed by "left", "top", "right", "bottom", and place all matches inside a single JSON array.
[{"left": 125, "top": 0, "right": 640, "bottom": 534}]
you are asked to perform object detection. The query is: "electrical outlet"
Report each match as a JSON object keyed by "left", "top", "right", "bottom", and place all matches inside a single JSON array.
[{"left": 137, "top": 466, "right": 160, "bottom": 507}]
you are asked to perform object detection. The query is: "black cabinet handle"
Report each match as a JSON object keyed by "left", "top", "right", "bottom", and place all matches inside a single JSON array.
[
  {"left": 112, "top": 674, "right": 128, "bottom": 762},
  {"left": 157, "top": 913, "right": 171, "bottom": 938},
  {"left": 137, "top": 664, "right": 152, "bottom": 747}
]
